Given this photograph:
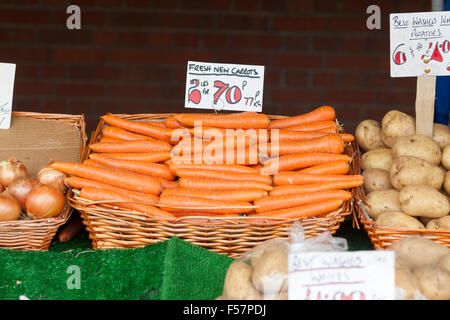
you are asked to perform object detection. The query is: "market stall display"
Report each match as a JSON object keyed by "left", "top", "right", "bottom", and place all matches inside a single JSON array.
[
  {"left": 0, "top": 112, "right": 87, "bottom": 250},
  {"left": 355, "top": 109, "right": 450, "bottom": 249},
  {"left": 59, "top": 107, "right": 362, "bottom": 257}
]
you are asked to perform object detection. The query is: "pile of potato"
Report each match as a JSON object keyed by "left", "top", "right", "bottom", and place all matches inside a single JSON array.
[
  {"left": 218, "top": 240, "right": 288, "bottom": 300},
  {"left": 392, "top": 237, "right": 450, "bottom": 300},
  {"left": 356, "top": 110, "right": 450, "bottom": 230}
]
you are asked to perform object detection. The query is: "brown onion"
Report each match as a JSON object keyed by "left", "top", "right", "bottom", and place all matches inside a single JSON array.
[
  {"left": 7, "top": 176, "right": 38, "bottom": 209},
  {"left": 37, "top": 161, "right": 68, "bottom": 194},
  {"left": 25, "top": 184, "right": 65, "bottom": 219},
  {"left": 0, "top": 192, "right": 22, "bottom": 221},
  {"left": 0, "top": 157, "right": 29, "bottom": 187}
]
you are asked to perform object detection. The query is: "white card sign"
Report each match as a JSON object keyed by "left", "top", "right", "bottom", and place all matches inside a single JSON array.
[
  {"left": 288, "top": 250, "right": 395, "bottom": 300},
  {"left": 0, "top": 63, "right": 16, "bottom": 129},
  {"left": 185, "top": 61, "right": 264, "bottom": 112},
  {"left": 390, "top": 11, "right": 450, "bottom": 77}
]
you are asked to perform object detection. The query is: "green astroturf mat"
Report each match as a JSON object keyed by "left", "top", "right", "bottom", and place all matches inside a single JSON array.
[{"left": 0, "top": 220, "right": 372, "bottom": 300}]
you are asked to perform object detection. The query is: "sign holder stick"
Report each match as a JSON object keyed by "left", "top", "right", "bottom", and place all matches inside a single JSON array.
[{"left": 415, "top": 75, "right": 436, "bottom": 137}]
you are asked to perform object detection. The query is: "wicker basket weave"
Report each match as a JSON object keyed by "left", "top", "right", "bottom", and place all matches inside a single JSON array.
[
  {"left": 0, "top": 112, "right": 87, "bottom": 250},
  {"left": 69, "top": 113, "right": 360, "bottom": 257}
]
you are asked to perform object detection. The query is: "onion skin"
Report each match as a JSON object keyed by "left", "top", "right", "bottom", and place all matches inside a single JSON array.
[
  {"left": 0, "top": 192, "right": 22, "bottom": 221},
  {"left": 25, "top": 185, "right": 65, "bottom": 219},
  {"left": 8, "top": 177, "right": 38, "bottom": 209},
  {"left": 0, "top": 158, "right": 29, "bottom": 187},
  {"left": 37, "top": 166, "right": 68, "bottom": 194}
]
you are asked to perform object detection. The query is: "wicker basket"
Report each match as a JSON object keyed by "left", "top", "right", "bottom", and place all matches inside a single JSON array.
[
  {"left": 69, "top": 113, "right": 360, "bottom": 257},
  {"left": 0, "top": 112, "right": 87, "bottom": 250},
  {"left": 355, "top": 186, "right": 450, "bottom": 250}
]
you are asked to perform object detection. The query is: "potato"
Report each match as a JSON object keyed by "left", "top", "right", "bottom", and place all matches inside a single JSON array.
[
  {"left": 413, "top": 264, "right": 450, "bottom": 300},
  {"left": 362, "top": 168, "right": 393, "bottom": 193},
  {"left": 381, "top": 110, "right": 416, "bottom": 147},
  {"left": 355, "top": 119, "right": 386, "bottom": 151},
  {"left": 440, "top": 254, "right": 450, "bottom": 273},
  {"left": 389, "top": 156, "right": 444, "bottom": 190},
  {"left": 375, "top": 211, "right": 425, "bottom": 229},
  {"left": 432, "top": 123, "right": 450, "bottom": 149},
  {"left": 426, "top": 215, "right": 450, "bottom": 230},
  {"left": 392, "top": 134, "right": 441, "bottom": 166},
  {"left": 395, "top": 266, "right": 420, "bottom": 300},
  {"left": 445, "top": 171, "right": 450, "bottom": 194},
  {"left": 223, "top": 261, "right": 261, "bottom": 300},
  {"left": 390, "top": 237, "right": 450, "bottom": 268},
  {"left": 399, "top": 184, "right": 450, "bottom": 218},
  {"left": 442, "top": 145, "right": 450, "bottom": 170},
  {"left": 364, "top": 189, "right": 401, "bottom": 219},
  {"left": 361, "top": 148, "right": 394, "bottom": 171},
  {"left": 251, "top": 243, "right": 288, "bottom": 294},
  {"left": 425, "top": 219, "right": 440, "bottom": 230}
]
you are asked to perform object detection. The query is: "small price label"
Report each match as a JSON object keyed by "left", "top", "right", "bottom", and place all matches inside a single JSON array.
[
  {"left": 0, "top": 63, "right": 16, "bottom": 130},
  {"left": 288, "top": 250, "right": 395, "bottom": 300},
  {"left": 185, "top": 61, "right": 265, "bottom": 112},
  {"left": 390, "top": 11, "right": 450, "bottom": 77}
]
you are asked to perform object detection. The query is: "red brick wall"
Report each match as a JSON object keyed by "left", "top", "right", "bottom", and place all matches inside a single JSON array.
[{"left": 0, "top": 0, "right": 431, "bottom": 134}]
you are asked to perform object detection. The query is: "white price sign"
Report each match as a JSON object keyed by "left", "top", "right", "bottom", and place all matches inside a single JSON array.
[
  {"left": 185, "top": 61, "right": 264, "bottom": 112},
  {"left": 288, "top": 250, "right": 395, "bottom": 300},
  {"left": 0, "top": 63, "right": 16, "bottom": 130},
  {"left": 390, "top": 11, "right": 450, "bottom": 77}
]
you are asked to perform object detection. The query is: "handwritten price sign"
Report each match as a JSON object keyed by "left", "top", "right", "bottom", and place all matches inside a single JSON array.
[
  {"left": 390, "top": 11, "right": 450, "bottom": 77},
  {"left": 0, "top": 63, "right": 16, "bottom": 130},
  {"left": 185, "top": 61, "right": 265, "bottom": 112},
  {"left": 288, "top": 251, "right": 395, "bottom": 300}
]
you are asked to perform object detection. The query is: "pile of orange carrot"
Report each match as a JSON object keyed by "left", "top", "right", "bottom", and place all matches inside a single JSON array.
[{"left": 52, "top": 106, "right": 363, "bottom": 223}]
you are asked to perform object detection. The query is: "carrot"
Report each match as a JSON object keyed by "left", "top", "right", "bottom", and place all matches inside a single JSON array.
[
  {"left": 79, "top": 187, "right": 174, "bottom": 219},
  {"left": 298, "top": 160, "right": 350, "bottom": 175},
  {"left": 58, "top": 214, "right": 84, "bottom": 243},
  {"left": 89, "top": 153, "right": 175, "bottom": 180},
  {"left": 269, "top": 106, "right": 336, "bottom": 129},
  {"left": 266, "top": 134, "right": 345, "bottom": 156},
  {"left": 50, "top": 162, "right": 162, "bottom": 195},
  {"left": 273, "top": 172, "right": 363, "bottom": 186},
  {"left": 82, "top": 159, "right": 178, "bottom": 189},
  {"left": 174, "top": 112, "right": 270, "bottom": 129},
  {"left": 143, "top": 120, "right": 167, "bottom": 128},
  {"left": 102, "top": 114, "right": 173, "bottom": 143},
  {"left": 171, "top": 145, "right": 261, "bottom": 165},
  {"left": 166, "top": 115, "right": 184, "bottom": 128},
  {"left": 158, "top": 194, "right": 254, "bottom": 214},
  {"left": 277, "top": 130, "right": 333, "bottom": 142},
  {"left": 283, "top": 120, "right": 339, "bottom": 133},
  {"left": 262, "top": 153, "right": 352, "bottom": 174},
  {"left": 101, "top": 152, "right": 171, "bottom": 162},
  {"left": 161, "top": 188, "right": 267, "bottom": 202},
  {"left": 339, "top": 133, "right": 355, "bottom": 143},
  {"left": 277, "top": 130, "right": 354, "bottom": 143},
  {"left": 155, "top": 177, "right": 179, "bottom": 189},
  {"left": 172, "top": 136, "right": 257, "bottom": 156},
  {"left": 190, "top": 127, "right": 269, "bottom": 143},
  {"left": 254, "top": 190, "right": 351, "bottom": 213},
  {"left": 89, "top": 139, "right": 172, "bottom": 153},
  {"left": 247, "top": 199, "right": 344, "bottom": 222},
  {"left": 99, "top": 137, "right": 124, "bottom": 143},
  {"left": 179, "top": 177, "right": 273, "bottom": 191},
  {"left": 269, "top": 179, "right": 364, "bottom": 196},
  {"left": 102, "top": 126, "right": 153, "bottom": 141},
  {"left": 166, "top": 160, "right": 260, "bottom": 175},
  {"left": 175, "top": 168, "right": 271, "bottom": 184},
  {"left": 65, "top": 176, "right": 159, "bottom": 205}
]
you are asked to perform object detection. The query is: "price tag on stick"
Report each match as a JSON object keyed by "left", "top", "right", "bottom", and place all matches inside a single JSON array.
[
  {"left": 390, "top": 11, "right": 450, "bottom": 136},
  {"left": 185, "top": 61, "right": 265, "bottom": 112},
  {"left": 0, "top": 63, "right": 16, "bottom": 130}
]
